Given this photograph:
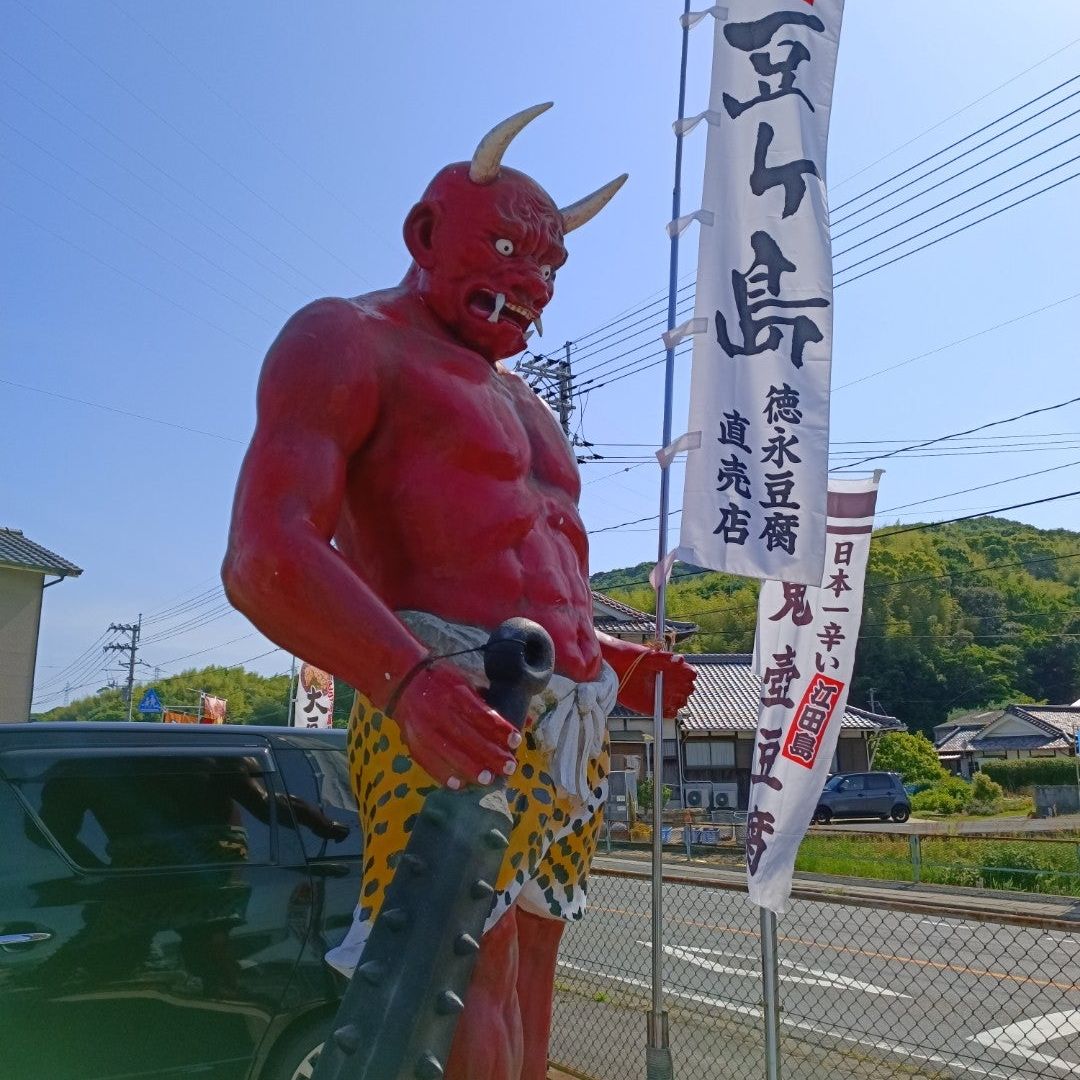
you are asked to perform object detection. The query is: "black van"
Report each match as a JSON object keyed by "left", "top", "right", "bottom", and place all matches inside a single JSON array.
[{"left": 0, "top": 722, "right": 361, "bottom": 1080}]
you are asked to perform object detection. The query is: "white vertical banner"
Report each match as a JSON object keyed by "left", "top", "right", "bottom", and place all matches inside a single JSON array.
[
  {"left": 746, "top": 475, "right": 880, "bottom": 913},
  {"left": 677, "top": 1, "right": 845, "bottom": 586},
  {"left": 293, "top": 663, "right": 335, "bottom": 729}
]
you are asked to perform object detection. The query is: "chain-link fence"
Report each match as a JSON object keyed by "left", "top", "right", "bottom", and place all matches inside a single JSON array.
[
  {"left": 550, "top": 866, "right": 1080, "bottom": 1079},
  {"left": 603, "top": 821, "right": 1080, "bottom": 897}
]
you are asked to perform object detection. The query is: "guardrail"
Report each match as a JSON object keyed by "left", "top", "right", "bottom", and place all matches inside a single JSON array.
[
  {"left": 550, "top": 862, "right": 1080, "bottom": 1080},
  {"left": 604, "top": 819, "right": 1080, "bottom": 896}
]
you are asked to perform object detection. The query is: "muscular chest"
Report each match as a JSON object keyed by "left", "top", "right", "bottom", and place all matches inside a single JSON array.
[{"left": 380, "top": 356, "right": 580, "bottom": 495}]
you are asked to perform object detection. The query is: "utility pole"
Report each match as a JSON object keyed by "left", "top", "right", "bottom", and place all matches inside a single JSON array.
[
  {"left": 517, "top": 343, "right": 576, "bottom": 438},
  {"left": 287, "top": 655, "right": 298, "bottom": 727},
  {"left": 105, "top": 615, "right": 142, "bottom": 721},
  {"left": 868, "top": 687, "right": 880, "bottom": 714}
]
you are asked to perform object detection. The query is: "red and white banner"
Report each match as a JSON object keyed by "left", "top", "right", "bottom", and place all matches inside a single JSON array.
[
  {"left": 200, "top": 695, "right": 227, "bottom": 724},
  {"left": 293, "top": 663, "right": 335, "bottom": 729},
  {"left": 677, "top": 1, "right": 845, "bottom": 585},
  {"left": 747, "top": 474, "right": 879, "bottom": 913}
]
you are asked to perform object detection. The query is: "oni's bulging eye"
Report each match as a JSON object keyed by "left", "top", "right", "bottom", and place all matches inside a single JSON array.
[
  {"left": 540, "top": 265, "right": 552, "bottom": 281},
  {"left": 495, "top": 238, "right": 514, "bottom": 256}
]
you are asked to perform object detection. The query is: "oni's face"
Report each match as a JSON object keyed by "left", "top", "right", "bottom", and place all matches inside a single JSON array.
[{"left": 405, "top": 165, "right": 568, "bottom": 362}]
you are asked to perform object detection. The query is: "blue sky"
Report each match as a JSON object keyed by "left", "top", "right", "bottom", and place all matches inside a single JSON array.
[{"left": 5, "top": 1, "right": 1079, "bottom": 706}]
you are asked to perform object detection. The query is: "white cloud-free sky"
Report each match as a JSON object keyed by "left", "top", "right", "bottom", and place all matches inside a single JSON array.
[{"left": 5, "top": 1, "right": 1079, "bottom": 705}]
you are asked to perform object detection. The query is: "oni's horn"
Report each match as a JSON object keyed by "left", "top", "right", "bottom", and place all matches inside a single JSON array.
[
  {"left": 469, "top": 102, "right": 554, "bottom": 184},
  {"left": 560, "top": 173, "right": 629, "bottom": 233}
]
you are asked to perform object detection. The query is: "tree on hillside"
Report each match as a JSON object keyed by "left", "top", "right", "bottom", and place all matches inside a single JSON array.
[
  {"left": 590, "top": 516, "right": 1080, "bottom": 733},
  {"left": 869, "top": 732, "right": 946, "bottom": 786},
  {"left": 39, "top": 664, "right": 292, "bottom": 725}
]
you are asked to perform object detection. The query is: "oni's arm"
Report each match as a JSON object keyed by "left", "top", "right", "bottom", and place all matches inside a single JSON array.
[
  {"left": 597, "top": 631, "right": 697, "bottom": 717},
  {"left": 222, "top": 299, "right": 428, "bottom": 710}
]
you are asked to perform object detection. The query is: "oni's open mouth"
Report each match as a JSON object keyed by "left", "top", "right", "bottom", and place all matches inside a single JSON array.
[{"left": 468, "top": 290, "right": 542, "bottom": 336}]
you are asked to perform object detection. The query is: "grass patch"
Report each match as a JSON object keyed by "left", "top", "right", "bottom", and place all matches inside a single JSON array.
[
  {"left": 912, "top": 795, "right": 1034, "bottom": 823},
  {"left": 795, "top": 833, "right": 1080, "bottom": 896},
  {"left": 796, "top": 834, "right": 914, "bottom": 883}
]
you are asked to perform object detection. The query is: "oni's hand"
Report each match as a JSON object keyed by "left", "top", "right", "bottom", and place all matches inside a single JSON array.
[
  {"left": 617, "top": 650, "right": 697, "bottom": 718},
  {"left": 392, "top": 662, "right": 520, "bottom": 789}
]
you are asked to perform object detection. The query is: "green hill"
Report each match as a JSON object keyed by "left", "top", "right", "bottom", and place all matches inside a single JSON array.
[
  {"left": 591, "top": 516, "right": 1080, "bottom": 735},
  {"left": 38, "top": 516, "right": 1080, "bottom": 738},
  {"left": 36, "top": 664, "right": 355, "bottom": 728}
]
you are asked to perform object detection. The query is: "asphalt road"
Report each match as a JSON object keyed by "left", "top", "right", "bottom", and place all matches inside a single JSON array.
[{"left": 548, "top": 866, "right": 1080, "bottom": 1080}]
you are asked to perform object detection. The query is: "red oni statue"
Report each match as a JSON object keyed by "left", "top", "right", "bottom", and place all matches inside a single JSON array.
[{"left": 223, "top": 103, "right": 696, "bottom": 1079}]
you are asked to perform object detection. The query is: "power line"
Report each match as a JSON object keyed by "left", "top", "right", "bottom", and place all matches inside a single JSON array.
[
  {"left": 14, "top": 0, "right": 374, "bottom": 287},
  {"left": 148, "top": 633, "right": 258, "bottom": 670},
  {"left": 552, "top": 97, "right": 1080, "bottom": 399},
  {"left": 875, "top": 490, "right": 1080, "bottom": 538},
  {"left": 561, "top": 75, "right": 1080, "bottom": 377},
  {"left": 34, "top": 629, "right": 120, "bottom": 694},
  {"left": 107, "top": 0, "right": 398, "bottom": 261},
  {"left": 0, "top": 51, "right": 327, "bottom": 296},
  {"left": 0, "top": 378, "right": 247, "bottom": 444},
  {"left": 830, "top": 392, "right": 1080, "bottom": 473},
  {"left": 832, "top": 133, "right": 1080, "bottom": 260},
  {"left": 832, "top": 77, "right": 1080, "bottom": 219},
  {"left": 834, "top": 155, "right": 1080, "bottom": 277},
  {"left": 590, "top": 470, "right": 1080, "bottom": 536},
  {"left": 1, "top": 147, "right": 281, "bottom": 328},
  {"left": 144, "top": 585, "right": 229, "bottom": 623},
  {"left": 833, "top": 291, "right": 1080, "bottom": 390},
  {"left": 0, "top": 119, "right": 291, "bottom": 319},
  {"left": 830, "top": 51, "right": 1080, "bottom": 192},
  {"left": 0, "top": 200, "right": 260, "bottom": 350},
  {"left": 571, "top": 126, "right": 1073, "bottom": 385},
  {"left": 139, "top": 603, "right": 237, "bottom": 646},
  {"left": 834, "top": 167, "right": 1080, "bottom": 288},
  {"left": 567, "top": 70, "right": 1080, "bottom": 368},
  {"left": 877, "top": 458, "right": 1080, "bottom": 515},
  {"left": 570, "top": 157, "right": 1080, "bottom": 398}
]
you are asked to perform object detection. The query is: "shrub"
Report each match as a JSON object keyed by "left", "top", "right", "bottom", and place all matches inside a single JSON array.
[
  {"left": 968, "top": 772, "right": 1005, "bottom": 815},
  {"left": 911, "top": 777, "right": 973, "bottom": 816},
  {"left": 636, "top": 777, "right": 672, "bottom": 813},
  {"left": 980, "top": 758, "right": 1077, "bottom": 793}
]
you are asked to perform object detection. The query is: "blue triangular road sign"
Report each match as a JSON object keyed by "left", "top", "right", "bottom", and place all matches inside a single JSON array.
[{"left": 138, "top": 688, "right": 163, "bottom": 714}]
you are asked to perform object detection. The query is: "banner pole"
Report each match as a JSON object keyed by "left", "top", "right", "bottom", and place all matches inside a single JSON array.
[
  {"left": 648, "top": 2, "right": 691, "bottom": 1077},
  {"left": 760, "top": 907, "right": 782, "bottom": 1080}
]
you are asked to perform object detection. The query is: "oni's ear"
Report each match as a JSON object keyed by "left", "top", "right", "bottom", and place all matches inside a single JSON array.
[{"left": 403, "top": 201, "right": 440, "bottom": 269}]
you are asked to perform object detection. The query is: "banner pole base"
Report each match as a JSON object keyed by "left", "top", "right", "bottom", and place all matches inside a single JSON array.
[
  {"left": 646, "top": 1012, "right": 673, "bottom": 1080},
  {"left": 759, "top": 907, "right": 782, "bottom": 1080}
]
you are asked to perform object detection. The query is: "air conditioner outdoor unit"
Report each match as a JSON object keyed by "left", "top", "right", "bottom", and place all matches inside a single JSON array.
[
  {"left": 684, "top": 783, "right": 712, "bottom": 809},
  {"left": 711, "top": 783, "right": 740, "bottom": 810}
]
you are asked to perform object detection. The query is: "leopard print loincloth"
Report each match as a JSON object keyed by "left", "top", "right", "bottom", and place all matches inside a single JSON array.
[{"left": 324, "top": 689, "right": 610, "bottom": 977}]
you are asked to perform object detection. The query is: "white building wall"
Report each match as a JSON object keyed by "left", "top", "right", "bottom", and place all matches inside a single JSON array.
[{"left": 0, "top": 566, "right": 44, "bottom": 723}]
